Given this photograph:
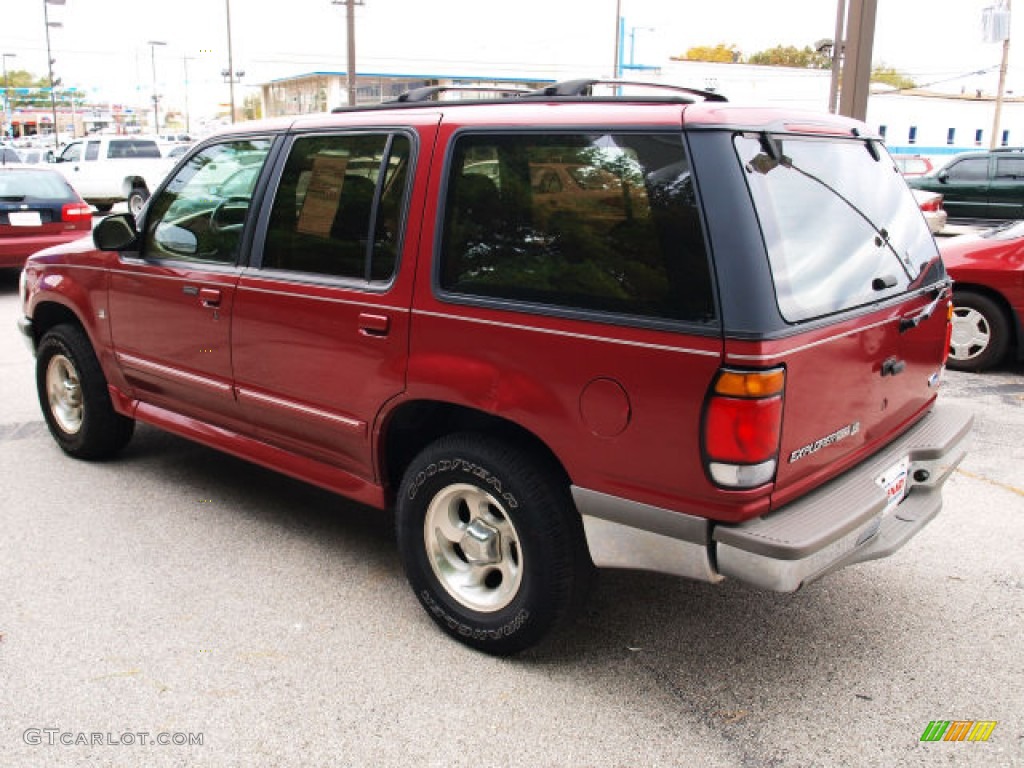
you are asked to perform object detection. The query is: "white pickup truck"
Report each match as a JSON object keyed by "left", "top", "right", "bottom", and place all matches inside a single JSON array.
[{"left": 50, "top": 137, "right": 176, "bottom": 214}]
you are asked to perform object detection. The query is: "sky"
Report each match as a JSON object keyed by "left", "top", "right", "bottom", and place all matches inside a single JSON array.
[{"left": 1, "top": 0, "right": 1018, "bottom": 122}]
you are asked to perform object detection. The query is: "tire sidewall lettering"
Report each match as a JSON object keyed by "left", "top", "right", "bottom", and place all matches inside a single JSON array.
[{"left": 406, "top": 457, "right": 518, "bottom": 510}]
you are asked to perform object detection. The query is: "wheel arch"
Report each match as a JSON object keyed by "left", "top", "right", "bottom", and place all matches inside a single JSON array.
[
  {"left": 28, "top": 299, "right": 89, "bottom": 350},
  {"left": 378, "top": 400, "right": 571, "bottom": 504},
  {"left": 121, "top": 175, "right": 149, "bottom": 198},
  {"left": 953, "top": 282, "right": 1022, "bottom": 360}
]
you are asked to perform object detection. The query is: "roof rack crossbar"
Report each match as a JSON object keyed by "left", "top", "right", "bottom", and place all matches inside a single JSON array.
[
  {"left": 525, "top": 78, "right": 728, "bottom": 102},
  {"left": 388, "top": 85, "right": 533, "bottom": 103}
]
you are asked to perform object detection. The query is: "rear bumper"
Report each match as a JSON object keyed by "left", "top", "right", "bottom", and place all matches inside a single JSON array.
[{"left": 574, "top": 402, "right": 973, "bottom": 592}]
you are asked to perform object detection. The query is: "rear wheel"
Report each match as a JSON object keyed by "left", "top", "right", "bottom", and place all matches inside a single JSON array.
[
  {"left": 397, "top": 434, "right": 592, "bottom": 655},
  {"left": 127, "top": 185, "right": 150, "bottom": 216},
  {"left": 36, "top": 324, "right": 134, "bottom": 459},
  {"left": 948, "top": 291, "right": 1011, "bottom": 372}
]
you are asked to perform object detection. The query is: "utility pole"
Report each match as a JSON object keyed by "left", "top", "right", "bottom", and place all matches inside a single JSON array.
[
  {"left": 828, "top": 0, "right": 846, "bottom": 113},
  {"left": 226, "top": 0, "right": 236, "bottom": 122},
  {"left": 183, "top": 56, "right": 193, "bottom": 135},
  {"left": 332, "top": 0, "right": 363, "bottom": 107},
  {"left": 838, "top": 0, "right": 878, "bottom": 120},
  {"left": 148, "top": 40, "right": 166, "bottom": 135},
  {"left": 989, "top": 0, "right": 1012, "bottom": 149}
]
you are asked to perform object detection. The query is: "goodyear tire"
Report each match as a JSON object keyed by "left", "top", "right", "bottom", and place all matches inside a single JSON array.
[
  {"left": 397, "top": 434, "right": 591, "bottom": 655},
  {"left": 36, "top": 324, "right": 135, "bottom": 459}
]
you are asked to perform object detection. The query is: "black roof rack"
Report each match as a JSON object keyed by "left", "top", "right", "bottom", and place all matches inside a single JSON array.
[
  {"left": 388, "top": 84, "right": 534, "bottom": 103},
  {"left": 525, "top": 78, "right": 727, "bottom": 103},
  {"left": 330, "top": 77, "right": 728, "bottom": 113}
]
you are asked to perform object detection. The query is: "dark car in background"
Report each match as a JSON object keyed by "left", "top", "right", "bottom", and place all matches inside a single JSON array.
[
  {"left": 0, "top": 167, "right": 93, "bottom": 269},
  {"left": 939, "top": 221, "right": 1024, "bottom": 371},
  {"left": 909, "top": 147, "right": 1024, "bottom": 221}
]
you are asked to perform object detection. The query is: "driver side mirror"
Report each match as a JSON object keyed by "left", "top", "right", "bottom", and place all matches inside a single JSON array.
[
  {"left": 93, "top": 212, "right": 138, "bottom": 251},
  {"left": 937, "top": 170, "right": 949, "bottom": 183}
]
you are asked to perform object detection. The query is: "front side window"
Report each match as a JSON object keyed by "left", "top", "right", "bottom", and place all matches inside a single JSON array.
[
  {"left": 60, "top": 143, "right": 82, "bottom": 163},
  {"left": 736, "top": 135, "right": 941, "bottom": 322},
  {"left": 143, "top": 138, "right": 273, "bottom": 265},
  {"left": 439, "top": 132, "right": 715, "bottom": 324},
  {"left": 261, "top": 132, "right": 411, "bottom": 282},
  {"left": 946, "top": 157, "right": 989, "bottom": 181}
]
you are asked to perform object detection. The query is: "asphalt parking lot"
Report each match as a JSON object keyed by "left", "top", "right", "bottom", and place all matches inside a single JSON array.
[{"left": 0, "top": 266, "right": 1021, "bottom": 767}]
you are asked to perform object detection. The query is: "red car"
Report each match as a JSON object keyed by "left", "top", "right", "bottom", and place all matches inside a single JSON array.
[
  {"left": 939, "top": 222, "right": 1024, "bottom": 371},
  {"left": 0, "top": 167, "right": 93, "bottom": 269}
]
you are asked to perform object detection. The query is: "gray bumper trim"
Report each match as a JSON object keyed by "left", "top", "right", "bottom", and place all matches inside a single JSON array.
[
  {"left": 714, "top": 403, "right": 973, "bottom": 591},
  {"left": 571, "top": 403, "right": 971, "bottom": 592},
  {"left": 572, "top": 487, "right": 721, "bottom": 583}
]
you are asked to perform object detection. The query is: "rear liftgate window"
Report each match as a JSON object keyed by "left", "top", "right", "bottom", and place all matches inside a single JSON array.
[
  {"left": 439, "top": 132, "right": 715, "bottom": 324},
  {"left": 735, "top": 134, "right": 942, "bottom": 322}
]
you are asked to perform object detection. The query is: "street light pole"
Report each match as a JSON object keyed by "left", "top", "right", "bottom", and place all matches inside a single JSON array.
[
  {"left": 148, "top": 40, "right": 166, "bottom": 135},
  {"left": 43, "top": 0, "right": 63, "bottom": 151},
  {"left": 2, "top": 53, "right": 15, "bottom": 140},
  {"left": 225, "top": 0, "right": 236, "bottom": 123},
  {"left": 613, "top": 0, "right": 622, "bottom": 79}
]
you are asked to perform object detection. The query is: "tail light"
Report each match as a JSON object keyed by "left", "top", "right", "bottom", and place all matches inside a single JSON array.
[
  {"left": 703, "top": 367, "right": 785, "bottom": 489},
  {"left": 61, "top": 203, "right": 93, "bottom": 224},
  {"left": 918, "top": 195, "right": 944, "bottom": 213}
]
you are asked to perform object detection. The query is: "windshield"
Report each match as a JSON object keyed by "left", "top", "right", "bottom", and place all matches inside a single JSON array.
[{"left": 736, "top": 134, "right": 941, "bottom": 322}]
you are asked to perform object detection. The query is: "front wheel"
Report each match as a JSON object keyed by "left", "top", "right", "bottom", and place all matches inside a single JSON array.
[
  {"left": 948, "top": 291, "right": 1011, "bottom": 372},
  {"left": 36, "top": 324, "right": 134, "bottom": 459},
  {"left": 397, "top": 434, "right": 592, "bottom": 655}
]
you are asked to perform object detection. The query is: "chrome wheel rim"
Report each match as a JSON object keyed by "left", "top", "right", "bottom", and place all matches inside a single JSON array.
[
  {"left": 46, "top": 354, "right": 84, "bottom": 435},
  {"left": 950, "top": 307, "right": 991, "bottom": 361},
  {"left": 423, "top": 483, "right": 523, "bottom": 613}
]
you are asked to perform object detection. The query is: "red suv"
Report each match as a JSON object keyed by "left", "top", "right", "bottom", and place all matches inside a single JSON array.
[{"left": 18, "top": 81, "right": 972, "bottom": 654}]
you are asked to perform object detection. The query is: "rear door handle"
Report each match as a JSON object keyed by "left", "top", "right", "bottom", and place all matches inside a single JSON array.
[{"left": 358, "top": 312, "right": 390, "bottom": 337}]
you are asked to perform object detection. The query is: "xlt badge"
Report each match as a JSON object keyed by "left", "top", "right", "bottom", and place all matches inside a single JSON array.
[{"left": 789, "top": 422, "right": 861, "bottom": 463}]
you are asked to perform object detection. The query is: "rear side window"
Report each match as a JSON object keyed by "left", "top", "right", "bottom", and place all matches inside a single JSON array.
[
  {"left": 736, "top": 134, "right": 941, "bottom": 322},
  {"left": 995, "top": 156, "right": 1024, "bottom": 179},
  {"left": 262, "top": 133, "right": 411, "bottom": 282},
  {"left": 439, "top": 132, "right": 715, "bottom": 324},
  {"left": 107, "top": 140, "right": 162, "bottom": 159}
]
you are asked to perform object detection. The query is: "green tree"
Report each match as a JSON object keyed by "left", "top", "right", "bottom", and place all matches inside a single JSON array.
[
  {"left": 675, "top": 44, "right": 740, "bottom": 63},
  {"left": 871, "top": 65, "right": 915, "bottom": 90},
  {"left": 2, "top": 69, "right": 52, "bottom": 109},
  {"left": 747, "top": 45, "right": 831, "bottom": 69}
]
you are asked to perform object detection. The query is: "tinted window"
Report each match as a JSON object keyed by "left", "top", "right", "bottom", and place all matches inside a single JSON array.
[
  {"left": 0, "top": 169, "right": 75, "bottom": 200},
  {"left": 107, "top": 140, "right": 162, "bottom": 159},
  {"left": 439, "top": 132, "right": 715, "bottom": 323},
  {"left": 995, "top": 156, "right": 1024, "bottom": 179},
  {"left": 736, "top": 134, "right": 940, "bottom": 322},
  {"left": 262, "top": 133, "right": 410, "bottom": 282},
  {"left": 142, "top": 139, "right": 273, "bottom": 264},
  {"left": 85, "top": 141, "right": 100, "bottom": 161},
  {"left": 946, "top": 157, "right": 988, "bottom": 181}
]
